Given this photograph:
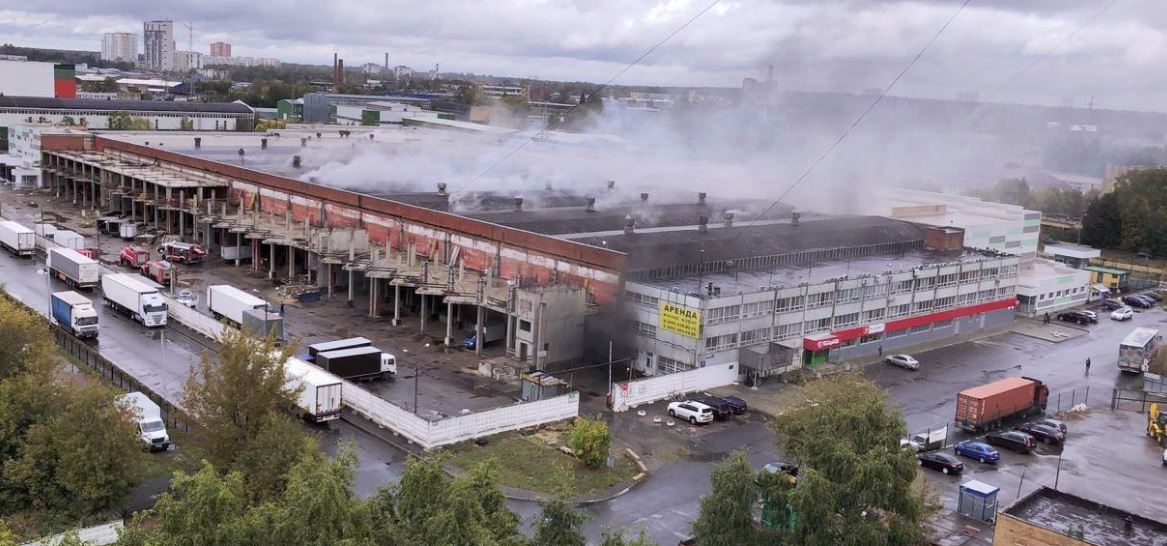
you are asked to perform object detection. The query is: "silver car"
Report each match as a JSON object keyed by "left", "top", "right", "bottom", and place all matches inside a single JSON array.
[{"left": 885, "top": 354, "right": 919, "bottom": 370}]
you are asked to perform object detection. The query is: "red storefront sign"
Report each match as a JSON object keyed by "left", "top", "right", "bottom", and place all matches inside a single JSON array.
[{"left": 801, "top": 298, "right": 1016, "bottom": 351}]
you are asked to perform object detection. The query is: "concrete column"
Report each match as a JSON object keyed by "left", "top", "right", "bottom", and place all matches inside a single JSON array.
[
  {"left": 267, "top": 244, "right": 276, "bottom": 279},
  {"left": 420, "top": 293, "right": 427, "bottom": 333},
  {"left": 179, "top": 190, "right": 186, "bottom": 239},
  {"left": 234, "top": 232, "right": 242, "bottom": 267},
  {"left": 165, "top": 187, "right": 173, "bottom": 234},
  {"left": 326, "top": 264, "right": 334, "bottom": 298},
  {"left": 288, "top": 246, "right": 295, "bottom": 279},
  {"left": 347, "top": 270, "right": 355, "bottom": 307},
  {"left": 392, "top": 284, "right": 401, "bottom": 326},
  {"left": 444, "top": 301, "right": 454, "bottom": 346},
  {"left": 367, "top": 278, "right": 380, "bottom": 318},
  {"left": 152, "top": 186, "right": 160, "bottom": 229},
  {"left": 475, "top": 305, "right": 484, "bottom": 357},
  {"left": 505, "top": 315, "right": 515, "bottom": 357}
]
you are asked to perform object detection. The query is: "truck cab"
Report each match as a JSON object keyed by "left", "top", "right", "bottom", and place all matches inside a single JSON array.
[
  {"left": 159, "top": 241, "right": 206, "bottom": 265},
  {"left": 140, "top": 292, "right": 169, "bottom": 327},
  {"left": 117, "top": 392, "right": 170, "bottom": 451},
  {"left": 119, "top": 245, "right": 151, "bottom": 269},
  {"left": 381, "top": 352, "right": 397, "bottom": 376}
]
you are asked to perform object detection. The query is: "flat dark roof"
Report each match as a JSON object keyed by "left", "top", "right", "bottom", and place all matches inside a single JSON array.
[
  {"left": 575, "top": 215, "right": 926, "bottom": 272},
  {"left": 0, "top": 96, "right": 254, "bottom": 115},
  {"left": 1005, "top": 487, "right": 1167, "bottom": 546},
  {"left": 464, "top": 200, "right": 795, "bottom": 235}
]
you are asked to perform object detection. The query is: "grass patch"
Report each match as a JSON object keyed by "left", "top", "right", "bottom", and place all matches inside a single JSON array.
[{"left": 446, "top": 433, "right": 639, "bottom": 496}]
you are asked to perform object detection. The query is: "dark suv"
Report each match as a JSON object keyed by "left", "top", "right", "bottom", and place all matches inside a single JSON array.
[
  {"left": 1056, "top": 310, "right": 1097, "bottom": 325},
  {"left": 688, "top": 395, "right": 734, "bottom": 420},
  {"left": 1101, "top": 299, "right": 1125, "bottom": 311},
  {"left": 1017, "top": 422, "right": 1065, "bottom": 445},
  {"left": 1123, "top": 295, "right": 1154, "bottom": 309},
  {"left": 986, "top": 430, "right": 1037, "bottom": 454}
]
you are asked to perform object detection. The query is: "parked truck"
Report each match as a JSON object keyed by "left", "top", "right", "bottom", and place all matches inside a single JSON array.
[
  {"left": 463, "top": 322, "right": 506, "bottom": 349},
  {"left": 101, "top": 273, "right": 168, "bottom": 327},
  {"left": 243, "top": 308, "right": 284, "bottom": 342},
  {"left": 1119, "top": 327, "right": 1162, "bottom": 374},
  {"left": 52, "top": 229, "right": 85, "bottom": 250},
  {"left": 159, "top": 241, "right": 206, "bottom": 264},
  {"left": 315, "top": 346, "right": 396, "bottom": 380},
  {"left": 116, "top": 392, "right": 170, "bottom": 451},
  {"left": 50, "top": 291, "right": 99, "bottom": 339},
  {"left": 119, "top": 245, "right": 151, "bottom": 269},
  {"left": 207, "top": 284, "right": 268, "bottom": 327},
  {"left": 47, "top": 248, "right": 100, "bottom": 289},
  {"left": 0, "top": 220, "right": 35, "bottom": 257},
  {"left": 140, "top": 260, "right": 172, "bottom": 284},
  {"left": 308, "top": 337, "right": 373, "bottom": 361},
  {"left": 284, "top": 356, "right": 343, "bottom": 423},
  {"left": 955, "top": 376, "right": 1049, "bottom": 432}
]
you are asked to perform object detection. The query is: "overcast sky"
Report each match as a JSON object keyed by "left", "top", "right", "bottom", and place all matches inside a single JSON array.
[{"left": 3, "top": 1, "right": 1165, "bottom": 111}]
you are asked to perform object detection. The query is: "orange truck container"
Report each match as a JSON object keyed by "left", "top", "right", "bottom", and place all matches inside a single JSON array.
[{"left": 955, "top": 376, "right": 1048, "bottom": 432}]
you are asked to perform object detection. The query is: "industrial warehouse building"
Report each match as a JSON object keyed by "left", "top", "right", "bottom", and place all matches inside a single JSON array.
[
  {"left": 586, "top": 216, "right": 1020, "bottom": 378},
  {"left": 0, "top": 97, "right": 256, "bottom": 133}
]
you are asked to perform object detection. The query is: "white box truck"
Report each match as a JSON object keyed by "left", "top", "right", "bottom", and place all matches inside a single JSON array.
[
  {"left": 51, "top": 291, "right": 99, "bottom": 339},
  {"left": 101, "top": 273, "right": 168, "bottom": 327},
  {"left": 284, "top": 356, "right": 343, "bottom": 423},
  {"left": 0, "top": 220, "right": 35, "bottom": 257},
  {"left": 207, "top": 284, "right": 268, "bottom": 327},
  {"left": 48, "top": 248, "right": 100, "bottom": 289},
  {"left": 116, "top": 392, "right": 170, "bottom": 451},
  {"left": 52, "top": 229, "right": 85, "bottom": 249}
]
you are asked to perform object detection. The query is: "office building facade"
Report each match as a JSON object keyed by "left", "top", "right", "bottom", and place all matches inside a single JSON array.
[{"left": 143, "top": 20, "right": 175, "bottom": 72}]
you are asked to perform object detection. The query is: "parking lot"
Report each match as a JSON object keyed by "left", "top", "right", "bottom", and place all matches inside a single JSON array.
[{"left": 869, "top": 299, "right": 1167, "bottom": 522}]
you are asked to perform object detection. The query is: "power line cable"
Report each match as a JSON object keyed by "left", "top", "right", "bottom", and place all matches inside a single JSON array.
[
  {"left": 732, "top": 0, "right": 972, "bottom": 237},
  {"left": 452, "top": 0, "right": 724, "bottom": 193}
]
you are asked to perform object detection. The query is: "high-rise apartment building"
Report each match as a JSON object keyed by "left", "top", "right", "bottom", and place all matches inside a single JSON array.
[
  {"left": 209, "top": 42, "right": 231, "bottom": 57},
  {"left": 101, "top": 32, "right": 137, "bottom": 63},
  {"left": 143, "top": 20, "right": 175, "bottom": 71}
]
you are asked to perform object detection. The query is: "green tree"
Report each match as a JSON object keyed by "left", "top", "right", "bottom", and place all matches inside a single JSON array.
[
  {"left": 107, "top": 111, "right": 132, "bottom": 130},
  {"left": 267, "top": 446, "right": 372, "bottom": 545},
  {"left": 59, "top": 116, "right": 76, "bottom": 126},
  {"left": 530, "top": 498, "right": 588, "bottom": 546},
  {"left": 179, "top": 117, "right": 194, "bottom": 131},
  {"left": 461, "top": 458, "right": 523, "bottom": 544},
  {"left": 0, "top": 295, "right": 54, "bottom": 381},
  {"left": 1112, "top": 169, "right": 1167, "bottom": 255},
  {"left": 151, "top": 462, "right": 249, "bottom": 546},
  {"left": 182, "top": 329, "right": 298, "bottom": 468},
  {"left": 569, "top": 415, "right": 611, "bottom": 469},
  {"left": 0, "top": 518, "right": 15, "bottom": 546},
  {"left": 769, "top": 375, "right": 922, "bottom": 546},
  {"left": 600, "top": 526, "right": 657, "bottom": 546},
  {"left": 691, "top": 451, "right": 758, "bottom": 546},
  {"left": 231, "top": 413, "right": 315, "bottom": 502},
  {"left": 1081, "top": 190, "right": 1122, "bottom": 249},
  {"left": 1, "top": 382, "right": 142, "bottom": 515}
]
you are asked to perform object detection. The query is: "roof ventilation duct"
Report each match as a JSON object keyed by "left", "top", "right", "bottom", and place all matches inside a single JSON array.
[
  {"left": 585, "top": 196, "right": 596, "bottom": 212},
  {"left": 623, "top": 215, "right": 635, "bottom": 235}
]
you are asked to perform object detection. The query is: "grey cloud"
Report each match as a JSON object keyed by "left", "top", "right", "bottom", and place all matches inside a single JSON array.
[{"left": 5, "top": 0, "right": 1166, "bottom": 110}]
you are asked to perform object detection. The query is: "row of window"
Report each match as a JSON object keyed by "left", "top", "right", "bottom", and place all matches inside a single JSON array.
[
  {"left": 706, "top": 286, "right": 1011, "bottom": 323},
  {"left": 2, "top": 108, "right": 249, "bottom": 119},
  {"left": 1039, "top": 286, "right": 1088, "bottom": 301}
]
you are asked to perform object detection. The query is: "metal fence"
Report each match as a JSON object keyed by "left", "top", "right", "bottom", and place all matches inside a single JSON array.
[
  {"left": 52, "top": 326, "right": 192, "bottom": 433},
  {"left": 1047, "top": 386, "right": 1092, "bottom": 414},
  {"left": 1111, "top": 388, "right": 1167, "bottom": 413}
]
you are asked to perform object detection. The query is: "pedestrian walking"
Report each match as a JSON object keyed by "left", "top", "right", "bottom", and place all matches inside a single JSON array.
[
  {"left": 878, "top": 345, "right": 884, "bottom": 357},
  {"left": 1085, "top": 357, "right": 1091, "bottom": 375},
  {"left": 1043, "top": 312, "right": 1050, "bottom": 324}
]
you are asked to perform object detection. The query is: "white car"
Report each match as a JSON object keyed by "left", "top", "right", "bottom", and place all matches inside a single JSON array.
[
  {"left": 1079, "top": 310, "right": 1099, "bottom": 321},
  {"left": 667, "top": 401, "right": 715, "bottom": 425},
  {"left": 1162, "top": 447, "right": 1167, "bottom": 467},
  {"left": 1111, "top": 307, "right": 1134, "bottom": 321},
  {"left": 885, "top": 354, "right": 919, "bottom": 370}
]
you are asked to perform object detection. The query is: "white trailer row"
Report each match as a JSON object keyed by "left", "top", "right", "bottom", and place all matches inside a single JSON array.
[
  {"left": 0, "top": 220, "right": 35, "bottom": 257},
  {"left": 101, "top": 273, "right": 168, "bottom": 327},
  {"left": 284, "top": 357, "right": 343, "bottom": 423},
  {"left": 47, "top": 248, "right": 100, "bottom": 289},
  {"left": 206, "top": 284, "right": 268, "bottom": 327}
]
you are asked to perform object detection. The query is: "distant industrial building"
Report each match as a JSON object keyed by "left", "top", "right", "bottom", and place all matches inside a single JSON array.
[
  {"left": 209, "top": 42, "right": 231, "bottom": 57},
  {"left": 101, "top": 32, "right": 137, "bottom": 63},
  {"left": 301, "top": 93, "right": 436, "bottom": 123},
  {"left": 143, "top": 20, "right": 175, "bottom": 72},
  {"left": 203, "top": 55, "right": 280, "bottom": 68},
  {"left": 175, "top": 51, "right": 203, "bottom": 72},
  {"left": 477, "top": 83, "right": 528, "bottom": 99},
  {"left": 334, "top": 101, "right": 445, "bottom": 126},
  {"left": 0, "top": 97, "right": 254, "bottom": 133},
  {"left": 995, "top": 486, "right": 1167, "bottom": 546},
  {"left": 0, "top": 59, "right": 76, "bottom": 99}
]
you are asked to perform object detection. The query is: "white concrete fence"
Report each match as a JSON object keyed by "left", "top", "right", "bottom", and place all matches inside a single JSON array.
[
  {"left": 610, "top": 362, "right": 739, "bottom": 412},
  {"left": 342, "top": 378, "right": 580, "bottom": 450}
]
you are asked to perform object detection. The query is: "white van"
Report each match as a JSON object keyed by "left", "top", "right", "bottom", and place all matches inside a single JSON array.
[{"left": 117, "top": 392, "right": 171, "bottom": 451}]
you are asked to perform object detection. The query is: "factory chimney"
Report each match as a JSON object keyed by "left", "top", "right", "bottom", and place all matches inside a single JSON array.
[
  {"left": 513, "top": 196, "right": 524, "bottom": 211},
  {"left": 384, "top": 52, "right": 388, "bottom": 71},
  {"left": 585, "top": 196, "right": 596, "bottom": 212},
  {"left": 623, "top": 215, "right": 635, "bottom": 235},
  {"left": 337, "top": 59, "right": 344, "bottom": 87},
  {"left": 723, "top": 211, "right": 735, "bottom": 228},
  {"left": 333, "top": 53, "right": 338, "bottom": 90}
]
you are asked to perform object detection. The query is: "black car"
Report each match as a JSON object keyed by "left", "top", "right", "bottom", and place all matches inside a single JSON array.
[
  {"left": 1143, "top": 292, "right": 1163, "bottom": 302},
  {"left": 688, "top": 395, "right": 733, "bottom": 420},
  {"left": 1033, "top": 418, "right": 1068, "bottom": 435},
  {"left": 1101, "top": 299, "right": 1126, "bottom": 311},
  {"left": 986, "top": 430, "right": 1036, "bottom": 454},
  {"left": 715, "top": 394, "right": 748, "bottom": 414},
  {"left": 1017, "top": 423, "right": 1065, "bottom": 445},
  {"left": 1056, "top": 310, "right": 1097, "bottom": 325},
  {"left": 917, "top": 451, "right": 963, "bottom": 474},
  {"left": 1123, "top": 295, "right": 1154, "bottom": 309}
]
